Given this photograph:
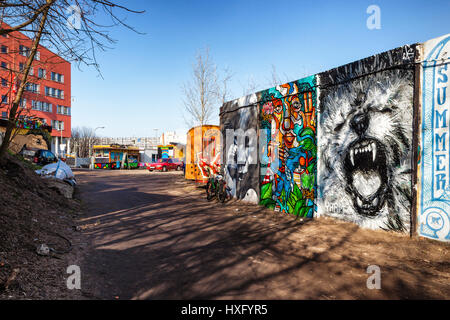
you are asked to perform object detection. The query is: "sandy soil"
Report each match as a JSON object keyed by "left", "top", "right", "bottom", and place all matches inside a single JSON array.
[{"left": 75, "top": 169, "right": 449, "bottom": 300}]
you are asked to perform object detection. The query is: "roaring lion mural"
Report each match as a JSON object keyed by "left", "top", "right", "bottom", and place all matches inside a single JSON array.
[{"left": 318, "top": 49, "right": 415, "bottom": 232}]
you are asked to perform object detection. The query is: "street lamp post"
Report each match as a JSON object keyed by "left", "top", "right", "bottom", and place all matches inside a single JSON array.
[
  {"left": 154, "top": 128, "right": 158, "bottom": 145},
  {"left": 59, "top": 125, "right": 65, "bottom": 158}
]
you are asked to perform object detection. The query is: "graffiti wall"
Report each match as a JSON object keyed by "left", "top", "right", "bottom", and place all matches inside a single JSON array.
[
  {"left": 185, "top": 125, "right": 221, "bottom": 182},
  {"left": 259, "top": 77, "right": 317, "bottom": 217},
  {"left": 418, "top": 34, "right": 450, "bottom": 242},
  {"left": 317, "top": 45, "right": 417, "bottom": 232},
  {"left": 220, "top": 101, "right": 259, "bottom": 203},
  {"left": 217, "top": 34, "right": 449, "bottom": 241},
  {"left": 93, "top": 146, "right": 140, "bottom": 170},
  {"left": 158, "top": 146, "right": 172, "bottom": 159}
]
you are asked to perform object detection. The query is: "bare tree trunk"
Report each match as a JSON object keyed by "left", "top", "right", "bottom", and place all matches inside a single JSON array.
[{"left": 0, "top": 0, "right": 53, "bottom": 161}]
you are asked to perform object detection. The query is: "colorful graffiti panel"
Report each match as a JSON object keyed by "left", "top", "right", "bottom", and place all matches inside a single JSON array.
[
  {"left": 259, "top": 76, "right": 317, "bottom": 218},
  {"left": 318, "top": 46, "right": 416, "bottom": 232},
  {"left": 418, "top": 34, "right": 450, "bottom": 242},
  {"left": 94, "top": 163, "right": 110, "bottom": 169},
  {"left": 185, "top": 125, "right": 221, "bottom": 182}
]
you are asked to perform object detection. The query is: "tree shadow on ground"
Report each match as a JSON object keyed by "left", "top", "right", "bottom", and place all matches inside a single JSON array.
[{"left": 77, "top": 171, "right": 450, "bottom": 300}]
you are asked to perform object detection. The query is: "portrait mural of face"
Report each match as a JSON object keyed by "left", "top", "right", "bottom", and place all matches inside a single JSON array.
[
  {"left": 259, "top": 76, "right": 317, "bottom": 217},
  {"left": 318, "top": 47, "right": 416, "bottom": 232},
  {"left": 221, "top": 106, "right": 259, "bottom": 203}
]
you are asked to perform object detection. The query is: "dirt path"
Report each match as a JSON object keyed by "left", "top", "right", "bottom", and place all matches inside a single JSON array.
[{"left": 75, "top": 169, "right": 450, "bottom": 300}]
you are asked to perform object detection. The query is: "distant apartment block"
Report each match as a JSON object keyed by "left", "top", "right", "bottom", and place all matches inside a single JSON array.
[{"left": 98, "top": 137, "right": 160, "bottom": 149}]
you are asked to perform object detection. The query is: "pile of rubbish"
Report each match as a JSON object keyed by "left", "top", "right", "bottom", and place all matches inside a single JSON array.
[{"left": 35, "top": 160, "right": 77, "bottom": 199}]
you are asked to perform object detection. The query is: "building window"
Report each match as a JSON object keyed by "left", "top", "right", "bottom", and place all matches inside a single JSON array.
[
  {"left": 1, "top": 45, "right": 8, "bottom": 54},
  {"left": 38, "top": 68, "right": 46, "bottom": 79},
  {"left": 51, "top": 120, "right": 64, "bottom": 131},
  {"left": 19, "top": 64, "right": 33, "bottom": 75},
  {"left": 19, "top": 45, "right": 30, "bottom": 57},
  {"left": 1, "top": 78, "right": 7, "bottom": 87},
  {"left": 45, "top": 86, "right": 64, "bottom": 99},
  {"left": 1, "top": 95, "right": 8, "bottom": 104},
  {"left": 31, "top": 100, "right": 40, "bottom": 110},
  {"left": 57, "top": 105, "right": 71, "bottom": 115},
  {"left": 1, "top": 111, "right": 7, "bottom": 119},
  {"left": 31, "top": 100, "right": 51, "bottom": 112},
  {"left": 1, "top": 61, "right": 7, "bottom": 69},
  {"left": 19, "top": 98, "right": 27, "bottom": 108},
  {"left": 51, "top": 72, "right": 64, "bottom": 83},
  {"left": 42, "top": 102, "right": 51, "bottom": 112},
  {"left": 25, "top": 83, "right": 40, "bottom": 93},
  {"left": 19, "top": 45, "right": 39, "bottom": 59}
]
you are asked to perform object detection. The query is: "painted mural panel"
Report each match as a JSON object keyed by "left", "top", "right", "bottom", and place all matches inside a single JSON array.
[
  {"left": 418, "top": 34, "right": 450, "bottom": 242},
  {"left": 318, "top": 46, "right": 416, "bottom": 232},
  {"left": 221, "top": 105, "right": 259, "bottom": 203},
  {"left": 185, "top": 125, "right": 221, "bottom": 182},
  {"left": 259, "top": 77, "right": 317, "bottom": 217}
]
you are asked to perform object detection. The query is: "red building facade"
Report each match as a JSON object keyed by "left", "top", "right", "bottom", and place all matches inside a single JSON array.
[{"left": 0, "top": 22, "right": 71, "bottom": 154}]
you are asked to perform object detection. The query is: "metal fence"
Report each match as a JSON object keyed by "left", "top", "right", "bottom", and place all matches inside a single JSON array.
[{"left": 66, "top": 157, "right": 90, "bottom": 168}]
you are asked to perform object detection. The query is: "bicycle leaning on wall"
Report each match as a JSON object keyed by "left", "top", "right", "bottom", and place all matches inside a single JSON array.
[{"left": 206, "top": 170, "right": 231, "bottom": 203}]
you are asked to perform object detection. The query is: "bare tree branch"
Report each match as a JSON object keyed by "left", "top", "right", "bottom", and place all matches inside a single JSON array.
[
  {"left": 181, "top": 48, "right": 222, "bottom": 128},
  {"left": 69, "top": 126, "right": 98, "bottom": 157},
  {"left": 0, "top": 0, "right": 144, "bottom": 160}
]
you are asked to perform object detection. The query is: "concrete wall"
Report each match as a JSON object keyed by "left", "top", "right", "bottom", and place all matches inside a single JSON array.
[
  {"left": 220, "top": 103, "right": 259, "bottom": 203},
  {"left": 185, "top": 125, "right": 221, "bottom": 182},
  {"left": 219, "top": 33, "right": 450, "bottom": 242},
  {"left": 259, "top": 77, "right": 317, "bottom": 217},
  {"left": 141, "top": 148, "right": 158, "bottom": 163},
  {"left": 417, "top": 34, "right": 450, "bottom": 242},
  {"left": 317, "top": 45, "right": 417, "bottom": 233}
]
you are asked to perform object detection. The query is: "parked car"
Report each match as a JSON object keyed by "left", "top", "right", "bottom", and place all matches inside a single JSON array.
[
  {"left": 172, "top": 158, "right": 185, "bottom": 170},
  {"left": 29, "top": 149, "right": 59, "bottom": 166},
  {"left": 147, "top": 158, "right": 183, "bottom": 172}
]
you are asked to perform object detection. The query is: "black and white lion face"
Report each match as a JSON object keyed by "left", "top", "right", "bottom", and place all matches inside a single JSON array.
[{"left": 319, "top": 71, "right": 413, "bottom": 232}]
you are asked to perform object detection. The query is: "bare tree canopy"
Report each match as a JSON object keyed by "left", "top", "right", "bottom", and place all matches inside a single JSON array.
[
  {"left": 0, "top": 0, "right": 144, "bottom": 160},
  {"left": 70, "top": 126, "right": 98, "bottom": 157},
  {"left": 268, "top": 64, "right": 292, "bottom": 88},
  {"left": 0, "top": 0, "right": 144, "bottom": 72},
  {"left": 182, "top": 48, "right": 232, "bottom": 128},
  {"left": 241, "top": 74, "right": 260, "bottom": 96}
]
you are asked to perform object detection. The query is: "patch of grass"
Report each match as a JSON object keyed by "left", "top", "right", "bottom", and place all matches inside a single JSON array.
[{"left": 7, "top": 149, "right": 42, "bottom": 171}]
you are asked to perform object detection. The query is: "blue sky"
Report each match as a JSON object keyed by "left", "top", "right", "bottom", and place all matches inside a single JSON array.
[{"left": 71, "top": 0, "right": 450, "bottom": 137}]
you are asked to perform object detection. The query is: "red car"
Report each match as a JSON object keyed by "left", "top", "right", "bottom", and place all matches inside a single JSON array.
[{"left": 147, "top": 158, "right": 183, "bottom": 172}]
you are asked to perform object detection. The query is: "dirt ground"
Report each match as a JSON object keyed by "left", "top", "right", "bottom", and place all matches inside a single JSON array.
[
  {"left": 0, "top": 154, "right": 83, "bottom": 300},
  {"left": 74, "top": 169, "right": 449, "bottom": 300}
]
